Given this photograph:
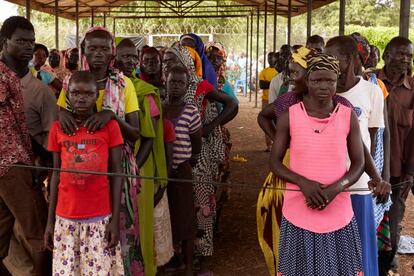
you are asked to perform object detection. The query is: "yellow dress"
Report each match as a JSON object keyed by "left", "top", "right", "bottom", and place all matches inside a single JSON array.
[{"left": 257, "top": 151, "right": 289, "bottom": 276}]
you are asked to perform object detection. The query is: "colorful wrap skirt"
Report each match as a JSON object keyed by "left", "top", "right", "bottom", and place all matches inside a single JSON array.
[{"left": 256, "top": 151, "right": 289, "bottom": 275}]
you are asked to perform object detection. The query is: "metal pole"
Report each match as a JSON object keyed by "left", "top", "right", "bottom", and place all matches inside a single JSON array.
[
  {"left": 103, "top": 12, "right": 107, "bottom": 27},
  {"left": 273, "top": 0, "right": 277, "bottom": 51},
  {"left": 264, "top": 0, "right": 267, "bottom": 66},
  {"left": 307, "top": 0, "right": 312, "bottom": 39},
  {"left": 399, "top": 0, "right": 410, "bottom": 38},
  {"left": 55, "top": 0, "right": 59, "bottom": 49},
  {"left": 91, "top": 8, "right": 95, "bottom": 27},
  {"left": 255, "top": 7, "right": 260, "bottom": 107},
  {"left": 75, "top": 0, "right": 79, "bottom": 47},
  {"left": 249, "top": 12, "right": 253, "bottom": 102},
  {"left": 113, "top": 18, "right": 116, "bottom": 36},
  {"left": 25, "top": 0, "right": 30, "bottom": 21},
  {"left": 339, "top": 0, "right": 345, "bottom": 35},
  {"left": 287, "top": 0, "right": 291, "bottom": 45},
  {"left": 246, "top": 16, "right": 249, "bottom": 98}
]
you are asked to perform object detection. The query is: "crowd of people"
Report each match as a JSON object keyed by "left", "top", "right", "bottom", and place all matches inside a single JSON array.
[
  {"left": 0, "top": 13, "right": 414, "bottom": 276},
  {"left": 0, "top": 16, "right": 238, "bottom": 276},
  {"left": 257, "top": 33, "right": 414, "bottom": 276}
]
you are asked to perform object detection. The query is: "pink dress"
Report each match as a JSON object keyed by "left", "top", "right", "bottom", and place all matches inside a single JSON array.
[{"left": 283, "top": 102, "right": 354, "bottom": 233}]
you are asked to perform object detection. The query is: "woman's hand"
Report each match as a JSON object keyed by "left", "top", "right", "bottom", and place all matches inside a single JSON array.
[
  {"left": 84, "top": 110, "right": 115, "bottom": 133},
  {"left": 320, "top": 183, "right": 343, "bottom": 209},
  {"left": 59, "top": 109, "right": 77, "bottom": 135},
  {"left": 43, "top": 221, "right": 55, "bottom": 251},
  {"left": 298, "top": 180, "right": 327, "bottom": 209},
  {"left": 105, "top": 218, "right": 120, "bottom": 249}
]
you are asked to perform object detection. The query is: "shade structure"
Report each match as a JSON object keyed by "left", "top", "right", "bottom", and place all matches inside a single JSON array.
[{"left": 4, "top": 0, "right": 336, "bottom": 20}]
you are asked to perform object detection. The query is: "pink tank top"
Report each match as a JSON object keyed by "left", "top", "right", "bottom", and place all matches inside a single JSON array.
[{"left": 282, "top": 102, "right": 354, "bottom": 233}]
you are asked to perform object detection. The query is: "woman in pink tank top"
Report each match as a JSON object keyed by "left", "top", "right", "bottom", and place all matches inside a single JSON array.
[{"left": 270, "top": 54, "right": 365, "bottom": 276}]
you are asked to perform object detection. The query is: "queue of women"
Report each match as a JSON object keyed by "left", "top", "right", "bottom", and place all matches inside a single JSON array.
[{"left": 1, "top": 14, "right": 414, "bottom": 276}]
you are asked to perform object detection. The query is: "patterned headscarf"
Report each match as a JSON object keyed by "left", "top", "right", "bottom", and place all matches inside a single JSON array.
[
  {"left": 180, "top": 33, "right": 218, "bottom": 89},
  {"left": 205, "top": 41, "right": 227, "bottom": 90},
  {"left": 306, "top": 53, "right": 340, "bottom": 78},
  {"left": 139, "top": 45, "right": 163, "bottom": 86},
  {"left": 164, "top": 45, "right": 201, "bottom": 105},
  {"left": 350, "top": 32, "right": 371, "bottom": 66},
  {"left": 63, "top": 26, "right": 126, "bottom": 119}
]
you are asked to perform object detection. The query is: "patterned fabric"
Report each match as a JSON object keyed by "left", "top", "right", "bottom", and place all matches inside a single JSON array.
[
  {"left": 377, "top": 212, "right": 392, "bottom": 251},
  {"left": 53, "top": 216, "right": 125, "bottom": 276},
  {"left": 278, "top": 217, "right": 363, "bottom": 276},
  {"left": 306, "top": 53, "right": 340, "bottom": 78},
  {"left": 0, "top": 61, "right": 32, "bottom": 177},
  {"left": 205, "top": 41, "right": 227, "bottom": 90},
  {"left": 350, "top": 32, "right": 371, "bottom": 66},
  {"left": 257, "top": 152, "right": 290, "bottom": 276}
]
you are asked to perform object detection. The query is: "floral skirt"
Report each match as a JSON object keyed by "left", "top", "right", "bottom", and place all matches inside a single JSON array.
[{"left": 53, "top": 216, "right": 125, "bottom": 276}]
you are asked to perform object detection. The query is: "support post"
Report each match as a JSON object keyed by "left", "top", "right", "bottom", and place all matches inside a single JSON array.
[
  {"left": 113, "top": 18, "right": 116, "bottom": 37},
  {"left": 287, "top": 0, "right": 291, "bottom": 45},
  {"left": 249, "top": 12, "right": 253, "bottom": 102},
  {"left": 339, "top": 0, "right": 345, "bottom": 35},
  {"left": 264, "top": 0, "right": 267, "bottom": 66},
  {"left": 103, "top": 12, "right": 107, "bottom": 27},
  {"left": 399, "top": 0, "right": 410, "bottom": 38},
  {"left": 25, "top": 0, "right": 31, "bottom": 21},
  {"left": 255, "top": 7, "right": 260, "bottom": 107},
  {"left": 307, "top": 0, "right": 312, "bottom": 39},
  {"left": 246, "top": 16, "right": 249, "bottom": 98},
  {"left": 273, "top": 0, "right": 277, "bottom": 51},
  {"left": 75, "top": 0, "right": 79, "bottom": 47},
  {"left": 91, "top": 8, "right": 95, "bottom": 27},
  {"left": 55, "top": 0, "right": 59, "bottom": 49}
]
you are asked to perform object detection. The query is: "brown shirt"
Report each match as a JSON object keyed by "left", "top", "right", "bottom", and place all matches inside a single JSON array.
[
  {"left": 378, "top": 69, "right": 414, "bottom": 176},
  {"left": 21, "top": 72, "right": 57, "bottom": 149}
]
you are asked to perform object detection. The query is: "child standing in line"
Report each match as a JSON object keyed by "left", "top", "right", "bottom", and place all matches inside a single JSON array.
[
  {"left": 44, "top": 71, "right": 125, "bottom": 275},
  {"left": 163, "top": 65, "right": 202, "bottom": 276}
]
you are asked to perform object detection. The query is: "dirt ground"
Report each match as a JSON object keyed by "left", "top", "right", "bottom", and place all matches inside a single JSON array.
[{"left": 210, "top": 96, "right": 414, "bottom": 276}]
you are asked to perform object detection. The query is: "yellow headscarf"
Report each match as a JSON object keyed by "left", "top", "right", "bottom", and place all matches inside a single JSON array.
[
  {"left": 184, "top": 46, "right": 203, "bottom": 78},
  {"left": 291, "top": 47, "right": 313, "bottom": 69}
]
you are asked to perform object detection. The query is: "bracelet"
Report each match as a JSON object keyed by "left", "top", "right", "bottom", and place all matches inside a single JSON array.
[{"left": 338, "top": 179, "right": 350, "bottom": 191}]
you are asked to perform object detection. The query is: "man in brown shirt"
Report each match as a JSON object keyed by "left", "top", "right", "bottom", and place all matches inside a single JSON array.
[
  {"left": 0, "top": 16, "right": 51, "bottom": 276},
  {"left": 3, "top": 55, "right": 57, "bottom": 276},
  {"left": 377, "top": 36, "right": 414, "bottom": 275}
]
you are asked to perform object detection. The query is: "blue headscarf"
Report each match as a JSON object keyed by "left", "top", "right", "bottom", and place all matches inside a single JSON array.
[{"left": 181, "top": 33, "right": 218, "bottom": 89}]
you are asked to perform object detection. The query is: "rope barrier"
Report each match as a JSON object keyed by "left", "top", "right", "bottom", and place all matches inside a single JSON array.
[{"left": 9, "top": 164, "right": 412, "bottom": 193}]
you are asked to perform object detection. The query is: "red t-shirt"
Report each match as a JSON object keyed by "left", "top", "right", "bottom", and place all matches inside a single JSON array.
[
  {"left": 48, "top": 120, "right": 124, "bottom": 219},
  {"left": 163, "top": 119, "right": 176, "bottom": 143}
]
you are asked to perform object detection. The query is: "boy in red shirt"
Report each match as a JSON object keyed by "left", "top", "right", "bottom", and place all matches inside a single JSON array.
[{"left": 44, "top": 71, "right": 125, "bottom": 275}]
